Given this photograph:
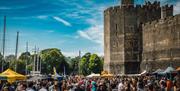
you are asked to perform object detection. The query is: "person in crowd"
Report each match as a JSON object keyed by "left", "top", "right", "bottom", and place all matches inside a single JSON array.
[
  {"left": 39, "top": 82, "right": 47, "bottom": 91},
  {"left": 166, "top": 79, "right": 173, "bottom": 91},
  {"left": 174, "top": 74, "right": 180, "bottom": 91},
  {"left": 137, "top": 78, "right": 144, "bottom": 91},
  {"left": 21, "top": 83, "right": 27, "bottom": 91},
  {"left": 61, "top": 80, "right": 68, "bottom": 91},
  {"left": 1, "top": 73, "right": 180, "bottom": 91},
  {"left": 54, "top": 82, "right": 61, "bottom": 91},
  {"left": 91, "top": 80, "right": 97, "bottom": 91},
  {"left": 26, "top": 82, "right": 35, "bottom": 91},
  {"left": 118, "top": 79, "right": 125, "bottom": 91},
  {"left": 159, "top": 77, "right": 166, "bottom": 91}
]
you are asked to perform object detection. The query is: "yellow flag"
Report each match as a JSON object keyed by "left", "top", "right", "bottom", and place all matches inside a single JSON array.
[{"left": 53, "top": 67, "right": 57, "bottom": 75}]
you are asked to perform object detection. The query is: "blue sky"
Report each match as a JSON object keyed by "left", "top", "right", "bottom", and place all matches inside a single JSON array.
[{"left": 0, "top": 0, "right": 179, "bottom": 57}]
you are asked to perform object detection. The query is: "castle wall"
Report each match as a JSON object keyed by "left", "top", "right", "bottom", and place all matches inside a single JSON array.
[
  {"left": 104, "top": 9, "right": 111, "bottom": 73},
  {"left": 137, "top": 1, "right": 161, "bottom": 23},
  {"left": 142, "top": 15, "right": 180, "bottom": 72},
  {"left": 122, "top": 6, "right": 140, "bottom": 74},
  {"left": 104, "top": 0, "right": 176, "bottom": 74},
  {"left": 104, "top": 6, "right": 125, "bottom": 74}
]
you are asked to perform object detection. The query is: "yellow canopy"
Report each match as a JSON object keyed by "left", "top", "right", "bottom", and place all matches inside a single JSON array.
[
  {"left": 101, "top": 73, "right": 113, "bottom": 77},
  {"left": 0, "top": 69, "right": 26, "bottom": 83},
  {"left": 101, "top": 70, "right": 113, "bottom": 77}
]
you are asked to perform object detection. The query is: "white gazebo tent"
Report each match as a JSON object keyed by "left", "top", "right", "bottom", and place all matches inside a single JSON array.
[{"left": 86, "top": 73, "right": 100, "bottom": 78}]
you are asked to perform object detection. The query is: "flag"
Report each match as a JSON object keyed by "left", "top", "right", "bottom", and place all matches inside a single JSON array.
[{"left": 53, "top": 67, "right": 57, "bottom": 75}]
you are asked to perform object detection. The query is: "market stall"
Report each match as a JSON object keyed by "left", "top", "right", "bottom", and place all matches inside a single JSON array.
[{"left": 0, "top": 69, "right": 26, "bottom": 83}]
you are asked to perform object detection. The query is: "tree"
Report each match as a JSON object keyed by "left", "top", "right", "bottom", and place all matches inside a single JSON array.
[
  {"left": 70, "top": 56, "right": 80, "bottom": 75},
  {"left": 16, "top": 59, "right": 26, "bottom": 74},
  {"left": 79, "top": 53, "right": 103, "bottom": 76},
  {"left": 80, "top": 57, "right": 90, "bottom": 75},
  {"left": 18, "top": 52, "right": 31, "bottom": 63},
  {"left": 80, "top": 53, "right": 92, "bottom": 75},
  {"left": 6, "top": 55, "right": 16, "bottom": 70},
  {"left": 40, "top": 48, "right": 70, "bottom": 74},
  {"left": 89, "top": 54, "right": 103, "bottom": 74},
  {"left": 18, "top": 52, "right": 31, "bottom": 74}
]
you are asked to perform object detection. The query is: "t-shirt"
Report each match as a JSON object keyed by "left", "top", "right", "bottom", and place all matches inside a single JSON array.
[
  {"left": 118, "top": 83, "right": 124, "bottom": 91},
  {"left": 91, "top": 81, "right": 97, "bottom": 91},
  {"left": 39, "top": 87, "right": 47, "bottom": 91},
  {"left": 166, "top": 80, "right": 173, "bottom": 91}
]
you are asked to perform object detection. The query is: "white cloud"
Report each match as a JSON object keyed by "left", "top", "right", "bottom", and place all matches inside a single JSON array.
[
  {"left": 47, "top": 30, "right": 54, "bottom": 33},
  {"left": 0, "top": 7, "right": 11, "bottom": 10},
  {"left": 76, "top": 4, "right": 106, "bottom": 48},
  {"left": 62, "top": 51, "right": 79, "bottom": 57},
  {"left": 77, "top": 25, "right": 103, "bottom": 45},
  {"left": 37, "top": 15, "right": 48, "bottom": 19},
  {"left": 53, "top": 16, "right": 72, "bottom": 26},
  {"left": 174, "top": 1, "right": 180, "bottom": 15}
]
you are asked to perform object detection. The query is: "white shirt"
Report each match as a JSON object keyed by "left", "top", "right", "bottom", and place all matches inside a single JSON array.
[
  {"left": 39, "top": 87, "right": 47, "bottom": 91},
  {"left": 26, "top": 88, "right": 35, "bottom": 91},
  {"left": 118, "top": 82, "right": 124, "bottom": 91}
]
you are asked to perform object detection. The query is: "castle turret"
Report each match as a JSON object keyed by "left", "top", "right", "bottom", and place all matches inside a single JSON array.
[
  {"left": 161, "top": 5, "right": 173, "bottom": 19},
  {"left": 121, "top": 0, "right": 134, "bottom": 6}
]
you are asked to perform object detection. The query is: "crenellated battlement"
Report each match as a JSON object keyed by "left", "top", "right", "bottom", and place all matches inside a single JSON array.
[
  {"left": 142, "top": 1, "right": 160, "bottom": 9},
  {"left": 161, "top": 4, "right": 173, "bottom": 18},
  {"left": 162, "top": 4, "right": 173, "bottom": 10},
  {"left": 104, "top": 6, "right": 121, "bottom": 14},
  {"left": 143, "top": 14, "right": 180, "bottom": 28},
  {"left": 145, "top": 1, "right": 160, "bottom": 7},
  {"left": 104, "top": 1, "right": 163, "bottom": 15}
]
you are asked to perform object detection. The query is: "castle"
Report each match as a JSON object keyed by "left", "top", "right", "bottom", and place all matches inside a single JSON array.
[{"left": 104, "top": 0, "right": 180, "bottom": 74}]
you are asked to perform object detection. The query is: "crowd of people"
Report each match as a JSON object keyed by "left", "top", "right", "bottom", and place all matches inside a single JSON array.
[{"left": 0, "top": 74, "right": 179, "bottom": 91}]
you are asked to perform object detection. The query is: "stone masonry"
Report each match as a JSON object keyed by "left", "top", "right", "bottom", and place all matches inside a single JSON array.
[{"left": 104, "top": 0, "right": 180, "bottom": 74}]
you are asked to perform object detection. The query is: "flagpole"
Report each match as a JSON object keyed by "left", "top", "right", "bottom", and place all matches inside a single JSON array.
[
  {"left": 2, "top": 16, "right": 6, "bottom": 72},
  {"left": 15, "top": 31, "right": 19, "bottom": 72},
  {"left": 25, "top": 42, "right": 28, "bottom": 75},
  {"left": 78, "top": 50, "right": 81, "bottom": 75},
  {"left": 64, "top": 66, "right": 66, "bottom": 76}
]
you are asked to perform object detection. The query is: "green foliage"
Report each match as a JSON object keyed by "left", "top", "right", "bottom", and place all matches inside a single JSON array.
[
  {"left": 27, "top": 64, "right": 33, "bottom": 71},
  {"left": 0, "top": 49, "right": 103, "bottom": 75},
  {"left": 16, "top": 60, "right": 26, "bottom": 74},
  {"left": 5, "top": 55, "right": 16, "bottom": 62},
  {"left": 19, "top": 52, "right": 31, "bottom": 60},
  {"left": 89, "top": 54, "right": 103, "bottom": 74},
  {"left": 80, "top": 57, "right": 90, "bottom": 75},
  {"left": 79, "top": 53, "right": 103, "bottom": 76},
  {"left": 70, "top": 56, "right": 80, "bottom": 75},
  {"left": 40, "top": 48, "right": 70, "bottom": 74}
]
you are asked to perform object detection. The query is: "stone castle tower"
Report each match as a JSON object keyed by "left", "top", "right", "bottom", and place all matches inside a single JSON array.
[{"left": 104, "top": 0, "right": 180, "bottom": 74}]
